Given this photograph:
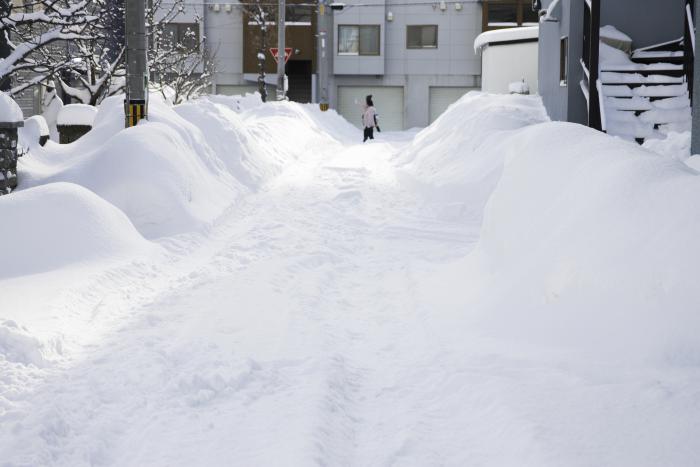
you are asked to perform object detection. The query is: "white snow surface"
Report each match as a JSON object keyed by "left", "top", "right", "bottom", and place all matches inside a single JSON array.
[
  {"left": 0, "top": 92, "right": 23, "bottom": 122},
  {"left": 1, "top": 91, "right": 700, "bottom": 466},
  {"left": 18, "top": 115, "right": 49, "bottom": 149},
  {"left": 600, "top": 24, "right": 632, "bottom": 43},
  {"left": 56, "top": 103, "right": 98, "bottom": 126},
  {"left": 473, "top": 25, "right": 538, "bottom": 52}
]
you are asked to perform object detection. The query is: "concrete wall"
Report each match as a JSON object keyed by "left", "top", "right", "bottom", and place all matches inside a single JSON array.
[
  {"left": 329, "top": 0, "right": 482, "bottom": 128},
  {"left": 333, "top": 0, "right": 386, "bottom": 75},
  {"left": 601, "top": 0, "right": 685, "bottom": 49},
  {"left": 482, "top": 41, "right": 538, "bottom": 93},
  {"left": 382, "top": 1, "right": 481, "bottom": 77},
  {"left": 203, "top": 1, "right": 247, "bottom": 89}
]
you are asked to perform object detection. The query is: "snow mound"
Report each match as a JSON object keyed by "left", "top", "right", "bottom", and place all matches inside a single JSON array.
[
  {"left": 0, "top": 182, "right": 151, "bottom": 278},
  {"left": 205, "top": 92, "right": 266, "bottom": 112},
  {"left": 18, "top": 115, "right": 49, "bottom": 150},
  {"left": 0, "top": 320, "right": 51, "bottom": 367},
  {"left": 600, "top": 25, "right": 632, "bottom": 43},
  {"left": 20, "top": 95, "right": 240, "bottom": 238},
  {"left": 174, "top": 97, "right": 285, "bottom": 189},
  {"left": 0, "top": 92, "right": 23, "bottom": 122},
  {"left": 57, "top": 104, "right": 97, "bottom": 126},
  {"left": 642, "top": 131, "right": 691, "bottom": 162},
  {"left": 463, "top": 122, "right": 700, "bottom": 363},
  {"left": 174, "top": 97, "right": 357, "bottom": 189},
  {"left": 397, "top": 92, "right": 549, "bottom": 207}
]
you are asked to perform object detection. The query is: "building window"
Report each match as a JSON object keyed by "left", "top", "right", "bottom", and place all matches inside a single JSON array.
[
  {"left": 163, "top": 23, "right": 200, "bottom": 51},
  {"left": 406, "top": 25, "right": 438, "bottom": 49},
  {"left": 338, "top": 25, "right": 380, "bottom": 55},
  {"left": 560, "top": 36, "right": 568, "bottom": 86},
  {"left": 482, "top": 0, "right": 539, "bottom": 31}
]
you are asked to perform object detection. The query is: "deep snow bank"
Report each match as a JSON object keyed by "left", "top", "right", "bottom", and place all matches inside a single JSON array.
[
  {"left": 461, "top": 122, "right": 700, "bottom": 363},
  {"left": 175, "top": 95, "right": 359, "bottom": 189},
  {"left": 399, "top": 92, "right": 549, "bottom": 188},
  {"left": 0, "top": 182, "right": 151, "bottom": 278},
  {"left": 19, "top": 96, "right": 240, "bottom": 238}
]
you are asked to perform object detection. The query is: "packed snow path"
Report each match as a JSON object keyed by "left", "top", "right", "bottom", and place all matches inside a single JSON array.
[{"left": 2, "top": 96, "right": 700, "bottom": 466}]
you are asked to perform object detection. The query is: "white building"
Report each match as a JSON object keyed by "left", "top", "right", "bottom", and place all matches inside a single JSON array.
[
  {"left": 191, "top": 0, "right": 486, "bottom": 130},
  {"left": 474, "top": 26, "right": 539, "bottom": 94}
]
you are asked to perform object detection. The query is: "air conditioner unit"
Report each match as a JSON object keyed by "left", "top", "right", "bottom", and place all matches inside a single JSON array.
[
  {"left": 439, "top": 1, "right": 447, "bottom": 11},
  {"left": 213, "top": 4, "right": 220, "bottom": 12},
  {"left": 455, "top": 2, "right": 463, "bottom": 11},
  {"left": 225, "top": 4, "right": 232, "bottom": 12}
]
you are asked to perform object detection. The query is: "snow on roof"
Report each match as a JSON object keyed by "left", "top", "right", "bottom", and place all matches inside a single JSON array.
[
  {"left": 0, "top": 92, "right": 24, "bottom": 123},
  {"left": 474, "top": 26, "right": 539, "bottom": 53},
  {"left": 57, "top": 104, "right": 98, "bottom": 126}
]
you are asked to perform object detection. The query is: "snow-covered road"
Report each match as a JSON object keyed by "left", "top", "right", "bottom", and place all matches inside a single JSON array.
[{"left": 2, "top": 94, "right": 700, "bottom": 466}]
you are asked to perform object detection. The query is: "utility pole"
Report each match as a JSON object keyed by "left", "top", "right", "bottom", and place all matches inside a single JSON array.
[
  {"left": 276, "top": 0, "right": 286, "bottom": 100},
  {"left": 125, "top": 0, "right": 148, "bottom": 127},
  {"left": 317, "top": 0, "right": 330, "bottom": 110}
]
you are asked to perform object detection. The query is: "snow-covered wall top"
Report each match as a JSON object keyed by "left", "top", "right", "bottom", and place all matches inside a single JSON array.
[
  {"left": 474, "top": 26, "right": 539, "bottom": 53},
  {"left": 0, "top": 92, "right": 24, "bottom": 123},
  {"left": 57, "top": 104, "right": 98, "bottom": 127}
]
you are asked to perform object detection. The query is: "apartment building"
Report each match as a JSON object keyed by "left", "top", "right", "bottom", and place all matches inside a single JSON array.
[
  {"left": 199, "top": 0, "right": 488, "bottom": 129},
  {"left": 10, "top": 1, "right": 538, "bottom": 128}
]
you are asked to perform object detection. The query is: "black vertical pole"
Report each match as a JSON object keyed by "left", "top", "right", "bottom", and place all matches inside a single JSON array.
[
  {"left": 0, "top": 0, "right": 12, "bottom": 92},
  {"left": 588, "top": 0, "right": 602, "bottom": 131},
  {"left": 691, "top": 0, "right": 700, "bottom": 154}
]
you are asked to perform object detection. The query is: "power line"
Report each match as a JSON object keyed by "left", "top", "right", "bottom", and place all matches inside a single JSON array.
[{"left": 158, "top": 0, "right": 479, "bottom": 7}]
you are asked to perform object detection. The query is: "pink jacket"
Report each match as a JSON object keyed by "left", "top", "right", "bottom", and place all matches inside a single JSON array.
[{"left": 362, "top": 105, "right": 377, "bottom": 128}]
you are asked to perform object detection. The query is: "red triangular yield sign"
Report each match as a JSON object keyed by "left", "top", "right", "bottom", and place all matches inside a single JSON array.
[{"left": 269, "top": 47, "right": 293, "bottom": 63}]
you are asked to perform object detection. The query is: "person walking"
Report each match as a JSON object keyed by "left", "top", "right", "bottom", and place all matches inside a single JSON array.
[{"left": 361, "top": 95, "right": 380, "bottom": 142}]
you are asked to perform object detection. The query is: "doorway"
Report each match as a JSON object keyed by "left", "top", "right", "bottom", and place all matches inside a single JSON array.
[{"left": 286, "top": 60, "right": 312, "bottom": 103}]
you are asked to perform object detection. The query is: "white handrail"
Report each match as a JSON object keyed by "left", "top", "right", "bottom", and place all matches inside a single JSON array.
[
  {"left": 541, "top": 0, "right": 562, "bottom": 22},
  {"left": 580, "top": 58, "right": 590, "bottom": 80},
  {"left": 596, "top": 79, "right": 607, "bottom": 132},
  {"left": 687, "top": 3, "right": 696, "bottom": 55},
  {"left": 580, "top": 80, "right": 590, "bottom": 103}
]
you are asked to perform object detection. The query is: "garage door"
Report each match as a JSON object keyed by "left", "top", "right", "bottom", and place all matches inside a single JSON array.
[
  {"left": 337, "top": 86, "right": 404, "bottom": 131},
  {"left": 215, "top": 84, "right": 259, "bottom": 96},
  {"left": 429, "top": 87, "right": 474, "bottom": 123}
]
